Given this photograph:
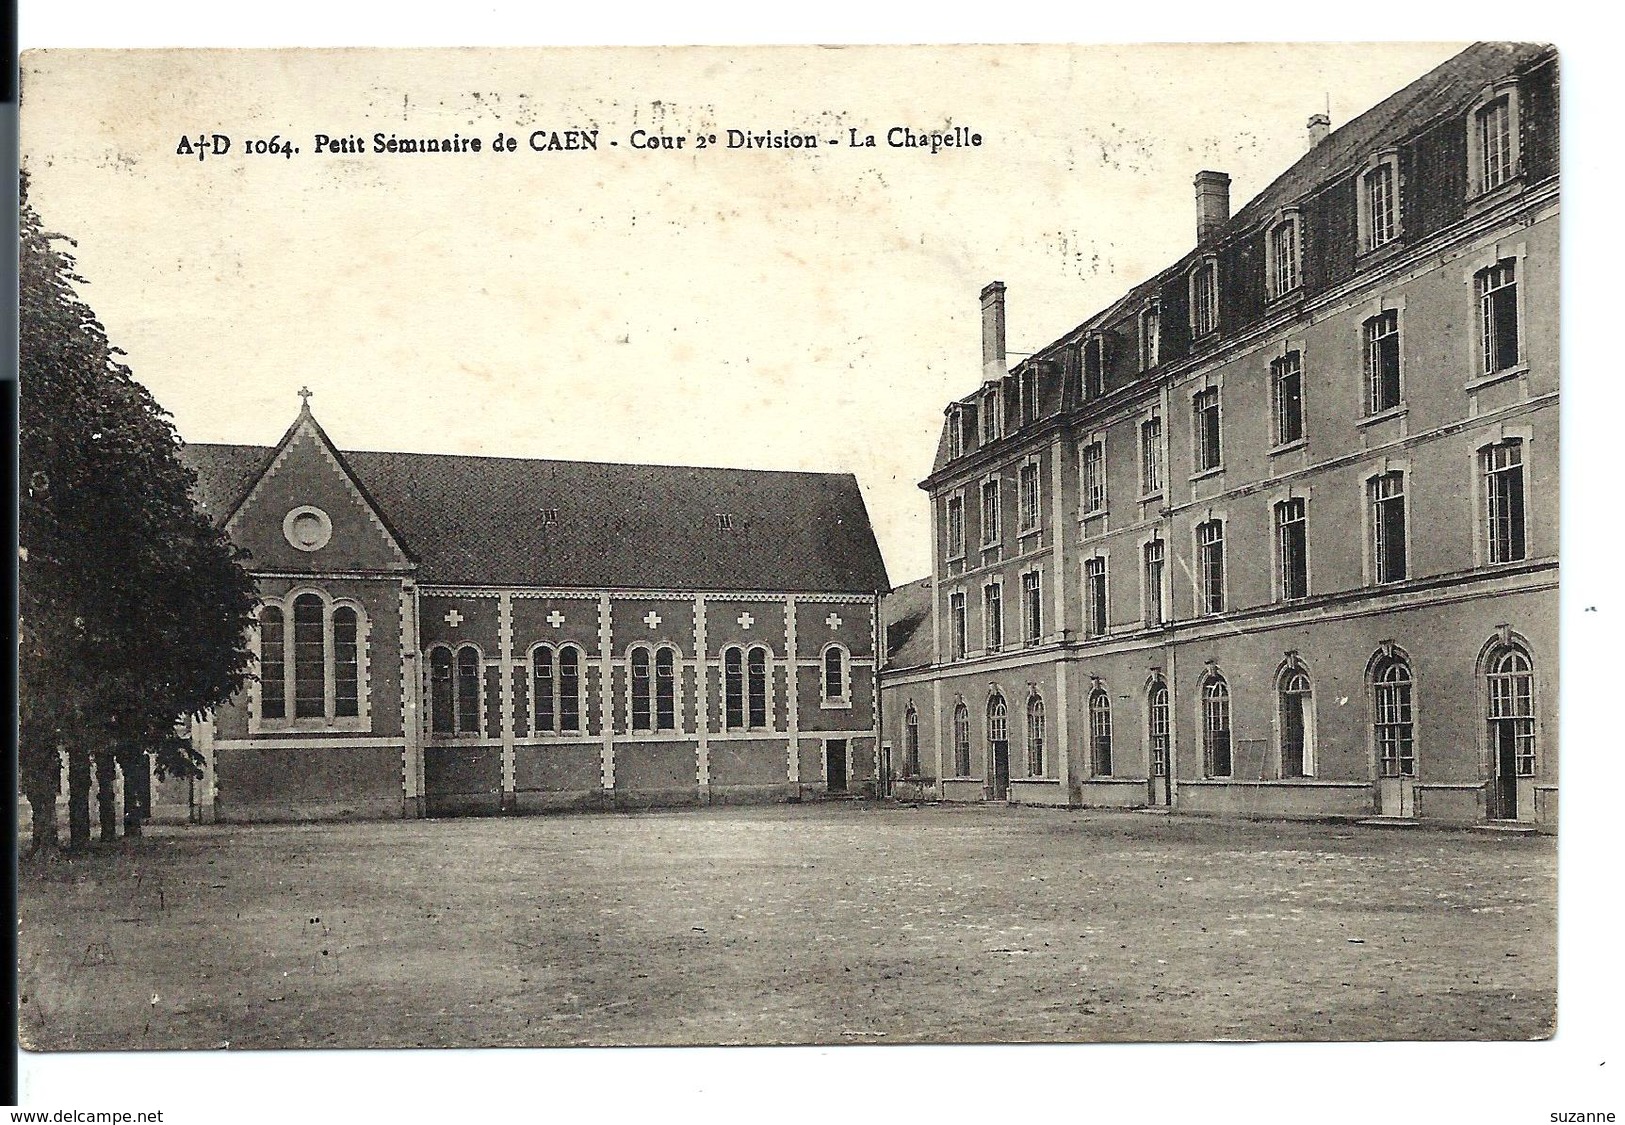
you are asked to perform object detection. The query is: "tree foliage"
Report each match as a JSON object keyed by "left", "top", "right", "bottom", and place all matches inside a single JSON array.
[{"left": 19, "top": 172, "right": 260, "bottom": 850}]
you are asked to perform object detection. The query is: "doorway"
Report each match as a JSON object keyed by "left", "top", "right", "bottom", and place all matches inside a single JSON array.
[
  {"left": 1490, "top": 721, "right": 1519, "bottom": 820},
  {"left": 826, "top": 740, "right": 848, "bottom": 794},
  {"left": 990, "top": 741, "right": 1009, "bottom": 800}
]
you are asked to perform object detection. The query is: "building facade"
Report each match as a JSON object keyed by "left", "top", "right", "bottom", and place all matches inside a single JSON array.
[
  {"left": 175, "top": 404, "right": 889, "bottom": 822},
  {"left": 881, "top": 43, "right": 1558, "bottom": 828}
]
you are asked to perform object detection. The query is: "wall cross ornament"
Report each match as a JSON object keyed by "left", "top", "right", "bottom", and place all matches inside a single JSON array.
[
  {"left": 738, "top": 613, "right": 755, "bottom": 630},
  {"left": 825, "top": 613, "right": 843, "bottom": 631},
  {"left": 643, "top": 611, "right": 662, "bottom": 629},
  {"left": 546, "top": 610, "right": 566, "bottom": 629},
  {"left": 443, "top": 609, "right": 463, "bottom": 628}
]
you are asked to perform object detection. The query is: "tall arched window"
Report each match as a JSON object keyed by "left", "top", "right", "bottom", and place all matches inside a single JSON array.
[
  {"left": 630, "top": 647, "right": 653, "bottom": 730},
  {"left": 952, "top": 703, "right": 971, "bottom": 776},
  {"left": 429, "top": 643, "right": 482, "bottom": 735},
  {"left": 293, "top": 593, "right": 325, "bottom": 718},
  {"left": 258, "top": 593, "right": 368, "bottom": 726},
  {"left": 1371, "top": 654, "right": 1415, "bottom": 778},
  {"left": 1026, "top": 695, "right": 1046, "bottom": 777},
  {"left": 723, "top": 647, "right": 745, "bottom": 730},
  {"left": 558, "top": 645, "right": 581, "bottom": 733},
  {"left": 1089, "top": 687, "right": 1114, "bottom": 776},
  {"left": 259, "top": 606, "right": 286, "bottom": 720},
  {"left": 430, "top": 647, "right": 454, "bottom": 735},
  {"left": 822, "top": 645, "right": 850, "bottom": 704},
  {"left": 1278, "top": 663, "right": 1315, "bottom": 778},
  {"left": 455, "top": 646, "right": 481, "bottom": 735},
  {"left": 1202, "top": 675, "right": 1232, "bottom": 778},
  {"left": 655, "top": 647, "right": 677, "bottom": 731},
  {"left": 532, "top": 645, "right": 556, "bottom": 732},
  {"left": 333, "top": 607, "right": 359, "bottom": 718},
  {"left": 1487, "top": 647, "right": 1535, "bottom": 776},
  {"left": 748, "top": 647, "right": 769, "bottom": 727},
  {"left": 904, "top": 705, "right": 920, "bottom": 776},
  {"left": 1148, "top": 679, "right": 1170, "bottom": 778}
]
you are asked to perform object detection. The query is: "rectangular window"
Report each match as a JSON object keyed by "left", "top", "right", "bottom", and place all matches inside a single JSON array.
[
  {"left": 1370, "top": 471, "right": 1408, "bottom": 584},
  {"left": 946, "top": 495, "right": 965, "bottom": 558},
  {"left": 1018, "top": 462, "right": 1040, "bottom": 532},
  {"left": 1484, "top": 440, "right": 1527, "bottom": 563},
  {"left": 1477, "top": 260, "right": 1520, "bottom": 375},
  {"left": 1084, "top": 557, "right": 1108, "bottom": 637},
  {"left": 1081, "top": 442, "right": 1105, "bottom": 514},
  {"left": 1271, "top": 219, "right": 1299, "bottom": 296},
  {"left": 1141, "top": 417, "right": 1163, "bottom": 495},
  {"left": 1276, "top": 498, "right": 1308, "bottom": 601},
  {"left": 1271, "top": 352, "right": 1304, "bottom": 447},
  {"left": 947, "top": 408, "right": 964, "bottom": 459},
  {"left": 1021, "top": 571, "right": 1042, "bottom": 646},
  {"left": 1140, "top": 305, "right": 1160, "bottom": 369},
  {"left": 983, "top": 584, "right": 1003, "bottom": 654},
  {"left": 1193, "top": 387, "right": 1222, "bottom": 473},
  {"left": 1198, "top": 520, "right": 1225, "bottom": 614},
  {"left": 1143, "top": 540, "right": 1166, "bottom": 626},
  {"left": 949, "top": 592, "right": 967, "bottom": 661},
  {"left": 1363, "top": 164, "right": 1396, "bottom": 250},
  {"left": 1364, "top": 311, "right": 1402, "bottom": 414},
  {"left": 980, "top": 478, "right": 1001, "bottom": 546},
  {"left": 1478, "top": 97, "right": 1513, "bottom": 191},
  {"left": 1191, "top": 262, "right": 1218, "bottom": 336}
]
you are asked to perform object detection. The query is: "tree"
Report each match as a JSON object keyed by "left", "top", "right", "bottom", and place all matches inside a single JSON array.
[{"left": 18, "top": 172, "right": 260, "bottom": 853}]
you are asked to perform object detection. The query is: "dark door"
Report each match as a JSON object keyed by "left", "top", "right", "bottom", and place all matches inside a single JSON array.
[
  {"left": 991, "top": 741, "right": 1009, "bottom": 800},
  {"left": 826, "top": 740, "right": 848, "bottom": 794},
  {"left": 1492, "top": 722, "right": 1518, "bottom": 819},
  {"left": 1281, "top": 703, "right": 1305, "bottom": 779}
]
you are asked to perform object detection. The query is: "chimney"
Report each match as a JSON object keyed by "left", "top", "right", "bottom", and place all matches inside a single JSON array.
[
  {"left": 1307, "top": 113, "right": 1331, "bottom": 149},
  {"left": 980, "top": 281, "right": 1007, "bottom": 381},
  {"left": 1193, "top": 170, "right": 1231, "bottom": 244}
]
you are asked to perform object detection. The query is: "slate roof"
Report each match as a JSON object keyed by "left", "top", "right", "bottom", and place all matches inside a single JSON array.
[
  {"left": 181, "top": 438, "right": 891, "bottom": 594},
  {"left": 882, "top": 576, "right": 934, "bottom": 671}
]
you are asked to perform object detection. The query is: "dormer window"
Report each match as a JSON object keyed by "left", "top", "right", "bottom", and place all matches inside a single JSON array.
[
  {"left": 540, "top": 508, "right": 559, "bottom": 525},
  {"left": 1083, "top": 335, "right": 1107, "bottom": 398},
  {"left": 981, "top": 386, "right": 1001, "bottom": 444},
  {"left": 717, "top": 513, "right": 735, "bottom": 532},
  {"left": 1139, "top": 301, "right": 1160, "bottom": 370},
  {"left": 947, "top": 406, "right": 965, "bottom": 459},
  {"left": 1189, "top": 259, "right": 1218, "bottom": 338},
  {"left": 1358, "top": 155, "right": 1399, "bottom": 252},
  {"left": 1266, "top": 212, "right": 1300, "bottom": 299},
  {"left": 1020, "top": 367, "right": 1039, "bottom": 424},
  {"left": 1467, "top": 83, "right": 1521, "bottom": 198}
]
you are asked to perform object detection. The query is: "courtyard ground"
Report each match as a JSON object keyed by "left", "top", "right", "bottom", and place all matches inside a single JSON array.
[{"left": 18, "top": 802, "right": 1555, "bottom": 1049}]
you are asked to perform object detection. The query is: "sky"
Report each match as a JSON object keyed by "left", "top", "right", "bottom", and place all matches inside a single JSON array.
[{"left": 20, "top": 43, "right": 1464, "bottom": 584}]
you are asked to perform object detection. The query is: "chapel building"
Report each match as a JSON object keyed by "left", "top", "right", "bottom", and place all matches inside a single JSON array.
[{"left": 174, "top": 404, "right": 890, "bottom": 821}]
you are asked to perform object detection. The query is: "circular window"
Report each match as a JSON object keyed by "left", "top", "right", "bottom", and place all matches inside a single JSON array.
[{"left": 282, "top": 506, "right": 333, "bottom": 552}]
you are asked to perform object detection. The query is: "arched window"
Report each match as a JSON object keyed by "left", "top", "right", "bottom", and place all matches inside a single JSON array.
[
  {"left": 430, "top": 647, "right": 454, "bottom": 735},
  {"left": 1202, "top": 675, "right": 1232, "bottom": 778},
  {"left": 904, "top": 705, "right": 920, "bottom": 776},
  {"left": 655, "top": 647, "right": 677, "bottom": 731},
  {"left": 258, "top": 593, "right": 368, "bottom": 726},
  {"left": 748, "top": 647, "right": 769, "bottom": 728},
  {"left": 293, "top": 593, "right": 325, "bottom": 718},
  {"left": 1278, "top": 663, "right": 1314, "bottom": 778},
  {"left": 952, "top": 703, "right": 971, "bottom": 776},
  {"left": 822, "top": 645, "right": 850, "bottom": 704},
  {"left": 1148, "top": 679, "right": 1170, "bottom": 778},
  {"left": 1089, "top": 687, "right": 1114, "bottom": 776},
  {"left": 455, "top": 646, "right": 481, "bottom": 735},
  {"left": 630, "top": 647, "right": 653, "bottom": 731},
  {"left": 987, "top": 693, "right": 1008, "bottom": 745},
  {"left": 1487, "top": 647, "right": 1535, "bottom": 776},
  {"left": 558, "top": 645, "right": 581, "bottom": 733},
  {"left": 723, "top": 647, "right": 745, "bottom": 730},
  {"left": 1026, "top": 695, "right": 1046, "bottom": 777},
  {"left": 532, "top": 645, "right": 556, "bottom": 732},
  {"left": 1371, "top": 654, "right": 1415, "bottom": 778},
  {"left": 259, "top": 606, "right": 286, "bottom": 720},
  {"left": 333, "top": 607, "right": 359, "bottom": 718}
]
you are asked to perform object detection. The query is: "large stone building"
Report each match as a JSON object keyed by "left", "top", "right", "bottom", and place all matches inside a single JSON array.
[
  {"left": 169, "top": 402, "right": 889, "bottom": 821},
  {"left": 881, "top": 42, "right": 1559, "bottom": 828}
]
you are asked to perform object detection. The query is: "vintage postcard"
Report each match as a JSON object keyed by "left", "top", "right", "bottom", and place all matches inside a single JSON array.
[{"left": 18, "top": 39, "right": 1559, "bottom": 1072}]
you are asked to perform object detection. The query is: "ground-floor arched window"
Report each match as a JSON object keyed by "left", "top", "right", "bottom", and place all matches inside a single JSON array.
[
  {"left": 1089, "top": 687, "right": 1114, "bottom": 776},
  {"left": 1486, "top": 642, "right": 1535, "bottom": 818},
  {"left": 1202, "top": 674, "right": 1231, "bottom": 778},
  {"left": 904, "top": 705, "right": 920, "bottom": 776},
  {"left": 1277, "top": 662, "right": 1314, "bottom": 778},
  {"left": 1371, "top": 653, "right": 1415, "bottom": 777},
  {"left": 952, "top": 702, "right": 971, "bottom": 776},
  {"left": 1148, "top": 679, "right": 1170, "bottom": 778},
  {"left": 431, "top": 644, "right": 483, "bottom": 735},
  {"left": 1026, "top": 695, "right": 1045, "bottom": 777}
]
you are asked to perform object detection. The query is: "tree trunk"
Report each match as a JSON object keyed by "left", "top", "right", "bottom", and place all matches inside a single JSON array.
[
  {"left": 118, "top": 745, "right": 150, "bottom": 838},
  {"left": 20, "top": 744, "right": 61, "bottom": 855},
  {"left": 66, "top": 743, "right": 92, "bottom": 850},
  {"left": 95, "top": 748, "right": 119, "bottom": 842}
]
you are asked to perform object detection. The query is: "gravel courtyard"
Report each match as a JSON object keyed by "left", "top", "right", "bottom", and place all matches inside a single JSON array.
[{"left": 18, "top": 803, "right": 1555, "bottom": 1049}]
